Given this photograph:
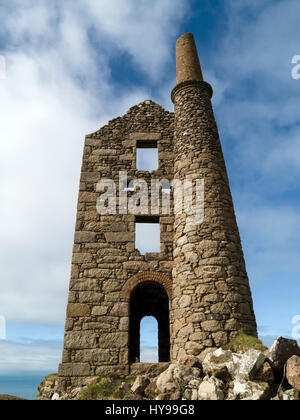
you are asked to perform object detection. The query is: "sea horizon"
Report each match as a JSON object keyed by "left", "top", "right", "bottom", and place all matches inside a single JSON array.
[{"left": 0, "top": 373, "right": 53, "bottom": 400}]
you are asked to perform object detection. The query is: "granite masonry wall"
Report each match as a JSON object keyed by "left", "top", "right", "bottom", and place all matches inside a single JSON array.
[
  {"left": 58, "top": 33, "right": 257, "bottom": 391},
  {"left": 58, "top": 101, "right": 175, "bottom": 390}
]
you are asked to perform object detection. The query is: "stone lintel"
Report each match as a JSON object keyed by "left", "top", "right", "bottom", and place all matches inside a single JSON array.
[{"left": 129, "top": 132, "right": 162, "bottom": 141}]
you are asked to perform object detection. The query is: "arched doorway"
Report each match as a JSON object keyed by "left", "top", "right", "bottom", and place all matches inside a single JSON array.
[{"left": 129, "top": 281, "right": 170, "bottom": 363}]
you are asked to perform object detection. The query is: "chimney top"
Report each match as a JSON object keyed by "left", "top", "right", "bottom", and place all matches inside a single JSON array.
[{"left": 175, "top": 33, "right": 203, "bottom": 85}]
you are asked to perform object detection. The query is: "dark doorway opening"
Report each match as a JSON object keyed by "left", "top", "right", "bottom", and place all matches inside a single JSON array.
[{"left": 129, "top": 281, "right": 170, "bottom": 363}]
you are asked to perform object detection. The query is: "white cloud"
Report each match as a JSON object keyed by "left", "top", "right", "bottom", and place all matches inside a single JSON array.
[
  {"left": 82, "top": 0, "right": 187, "bottom": 80},
  {"left": 0, "top": 1, "right": 187, "bottom": 325},
  {"left": 206, "top": 0, "right": 300, "bottom": 217},
  {"left": 0, "top": 340, "right": 62, "bottom": 375}
]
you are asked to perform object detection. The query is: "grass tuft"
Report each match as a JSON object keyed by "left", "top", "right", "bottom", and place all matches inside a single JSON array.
[
  {"left": 79, "top": 377, "right": 135, "bottom": 400},
  {"left": 223, "top": 331, "right": 268, "bottom": 353}
]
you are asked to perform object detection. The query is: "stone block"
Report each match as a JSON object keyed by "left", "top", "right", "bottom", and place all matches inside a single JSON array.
[
  {"left": 67, "top": 303, "right": 91, "bottom": 318},
  {"left": 129, "top": 132, "right": 161, "bottom": 141},
  {"left": 91, "top": 306, "right": 108, "bottom": 316},
  {"left": 201, "top": 320, "right": 222, "bottom": 332},
  {"left": 80, "top": 172, "right": 100, "bottom": 182},
  {"left": 64, "top": 332, "right": 96, "bottom": 349},
  {"left": 59, "top": 363, "right": 91, "bottom": 377},
  {"left": 74, "top": 349, "right": 118, "bottom": 364},
  {"left": 72, "top": 253, "right": 93, "bottom": 264},
  {"left": 74, "top": 231, "right": 96, "bottom": 243},
  {"left": 123, "top": 261, "right": 148, "bottom": 270},
  {"left": 78, "top": 192, "right": 99, "bottom": 203},
  {"left": 110, "top": 302, "right": 128, "bottom": 317},
  {"left": 105, "top": 232, "right": 135, "bottom": 242}
]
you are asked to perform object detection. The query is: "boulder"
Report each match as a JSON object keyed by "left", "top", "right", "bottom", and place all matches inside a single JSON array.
[
  {"left": 254, "top": 361, "right": 275, "bottom": 384},
  {"left": 131, "top": 376, "right": 150, "bottom": 395},
  {"left": 188, "top": 379, "right": 201, "bottom": 389},
  {"left": 205, "top": 348, "right": 233, "bottom": 364},
  {"left": 183, "top": 379, "right": 202, "bottom": 400},
  {"left": 232, "top": 380, "right": 271, "bottom": 400},
  {"left": 268, "top": 337, "right": 300, "bottom": 373},
  {"left": 198, "top": 376, "right": 225, "bottom": 400},
  {"left": 70, "top": 387, "right": 83, "bottom": 398},
  {"left": 156, "top": 363, "right": 195, "bottom": 394},
  {"left": 237, "top": 349, "right": 266, "bottom": 381},
  {"left": 170, "top": 389, "right": 181, "bottom": 400},
  {"left": 179, "top": 355, "right": 203, "bottom": 371},
  {"left": 272, "top": 388, "right": 300, "bottom": 400},
  {"left": 280, "top": 389, "right": 300, "bottom": 400},
  {"left": 156, "top": 393, "right": 171, "bottom": 400},
  {"left": 183, "top": 388, "right": 192, "bottom": 400},
  {"left": 286, "top": 355, "right": 300, "bottom": 391},
  {"left": 183, "top": 387, "right": 198, "bottom": 401},
  {"left": 202, "top": 348, "right": 240, "bottom": 380},
  {"left": 198, "top": 347, "right": 217, "bottom": 362}
]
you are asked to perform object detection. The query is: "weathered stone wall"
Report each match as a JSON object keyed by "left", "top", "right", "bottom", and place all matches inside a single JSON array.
[
  {"left": 58, "top": 33, "right": 258, "bottom": 391},
  {"left": 58, "top": 101, "right": 175, "bottom": 390},
  {"left": 171, "top": 79, "right": 257, "bottom": 360}
]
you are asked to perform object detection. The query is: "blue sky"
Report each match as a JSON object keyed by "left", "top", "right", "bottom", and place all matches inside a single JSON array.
[{"left": 0, "top": 0, "right": 300, "bottom": 378}]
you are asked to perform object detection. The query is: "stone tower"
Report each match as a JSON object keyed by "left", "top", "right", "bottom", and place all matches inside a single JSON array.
[
  {"left": 170, "top": 33, "right": 257, "bottom": 360},
  {"left": 58, "top": 33, "right": 257, "bottom": 390}
]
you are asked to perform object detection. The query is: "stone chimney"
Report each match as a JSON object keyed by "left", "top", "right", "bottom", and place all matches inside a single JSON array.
[
  {"left": 170, "top": 33, "right": 257, "bottom": 360},
  {"left": 175, "top": 33, "right": 203, "bottom": 84}
]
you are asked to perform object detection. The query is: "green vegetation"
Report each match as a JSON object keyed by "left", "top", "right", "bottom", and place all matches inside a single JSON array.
[
  {"left": 79, "top": 377, "right": 136, "bottom": 400},
  {"left": 37, "top": 373, "right": 58, "bottom": 397},
  {"left": 223, "top": 331, "right": 268, "bottom": 353},
  {"left": 0, "top": 395, "right": 26, "bottom": 400}
]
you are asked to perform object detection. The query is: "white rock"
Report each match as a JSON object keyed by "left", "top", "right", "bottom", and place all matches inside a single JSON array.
[
  {"left": 202, "top": 348, "right": 240, "bottom": 379},
  {"left": 51, "top": 393, "right": 60, "bottom": 400},
  {"left": 191, "top": 368, "right": 202, "bottom": 377},
  {"left": 70, "top": 387, "right": 82, "bottom": 398},
  {"left": 131, "top": 376, "right": 150, "bottom": 394},
  {"left": 191, "top": 389, "right": 198, "bottom": 400},
  {"left": 183, "top": 388, "right": 192, "bottom": 400},
  {"left": 188, "top": 379, "right": 201, "bottom": 388},
  {"left": 156, "top": 364, "right": 177, "bottom": 393},
  {"left": 156, "top": 363, "right": 193, "bottom": 394},
  {"left": 237, "top": 349, "right": 266, "bottom": 380},
  {"left": 206, "top": 348, "right": 233, "bottom": 364},
  {"left": 281, "top": 389, "right": 300, "bottom": 401},
  {"left": 233, "top": 380, "right": 271, "bottom": 400},
  {"left": 198, "top": 376, "right": 224, "bottom": 400}
]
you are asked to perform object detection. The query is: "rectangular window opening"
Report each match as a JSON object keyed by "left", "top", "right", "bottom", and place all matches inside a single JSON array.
[
  {"left": 136, "top": 140, "right": 158, "bottom": 172},
  {"left": 135, "top": 216, "right": 160, "bottom": 255}
]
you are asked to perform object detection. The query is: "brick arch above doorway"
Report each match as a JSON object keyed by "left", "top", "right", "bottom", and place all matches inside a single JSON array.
[{"left": 120, "top": 271, "right": 172, "bottom": 300}]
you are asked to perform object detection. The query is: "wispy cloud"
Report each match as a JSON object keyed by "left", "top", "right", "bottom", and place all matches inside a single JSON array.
[
  {"left": 0, "top": 339, "right": 62, "bottom": 375},
  {"left": 0, "top": 0, "right": 187, "bottom": 325},
  {"left": 198, "top": 0, "right": 300, "bottom": 337}
]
